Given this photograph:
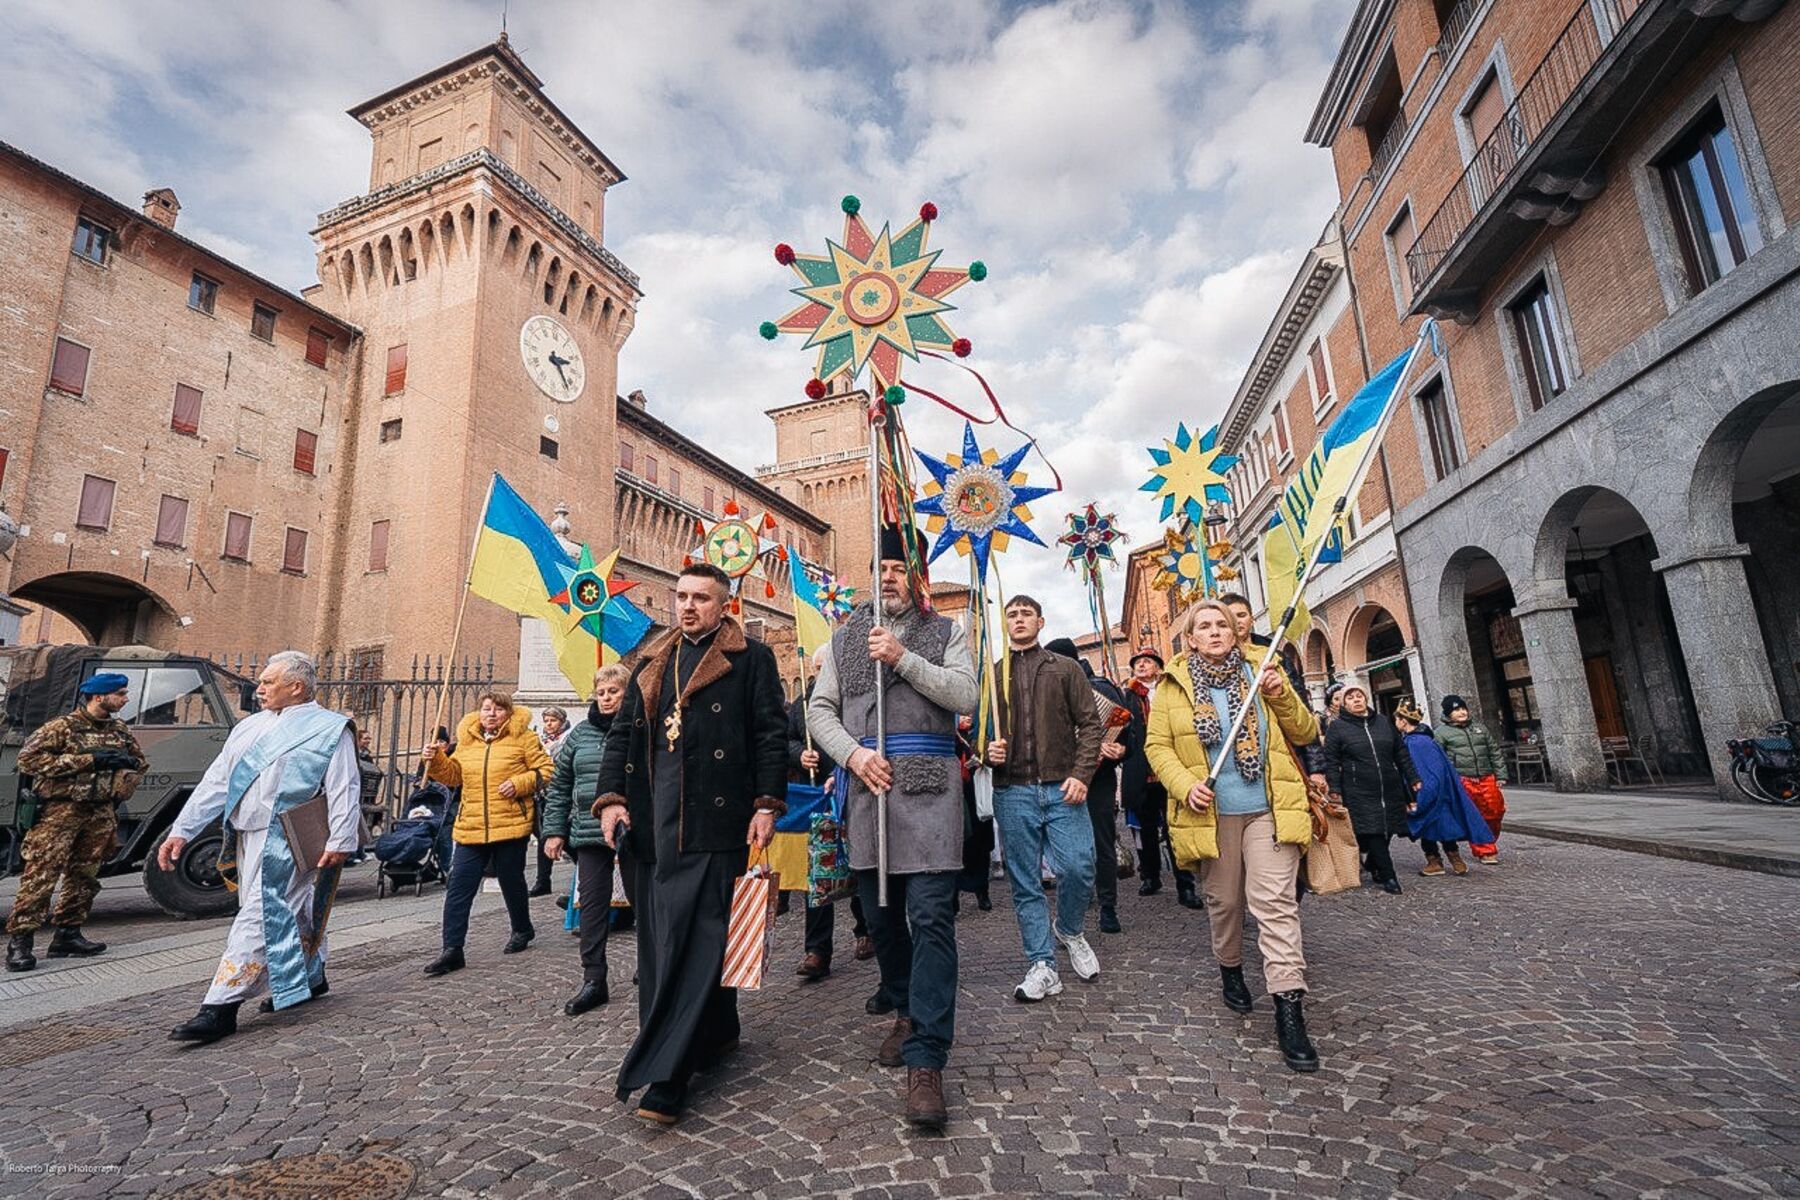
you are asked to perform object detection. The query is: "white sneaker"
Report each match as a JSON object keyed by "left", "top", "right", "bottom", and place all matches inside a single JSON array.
[
  {"left": 1013, "top": 960, "right": 1063, "bottom": 1003},
  {"left": 1057, "top": 929, "right": 1100, "bottom": 981}
]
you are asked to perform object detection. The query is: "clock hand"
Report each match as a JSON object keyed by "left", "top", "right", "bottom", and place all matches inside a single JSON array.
[{"left": 547, "top": 351, "right": 570, "bottom": 386}]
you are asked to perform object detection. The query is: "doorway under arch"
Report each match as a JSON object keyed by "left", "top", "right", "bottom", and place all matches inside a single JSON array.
[
  {"left": 1437, "top": 546, "right": 1530, "bottom": 741},
  {"left": 8, "top": 572, "right": 180, "bottom": 648},
  {"left": 1343, "top": 603, "right": 1410, "bottom": 714}
]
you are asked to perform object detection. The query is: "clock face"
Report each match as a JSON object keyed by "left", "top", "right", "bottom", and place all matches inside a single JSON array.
[{"left": 519, "top": 316, "right": 585, "bottom": 403}]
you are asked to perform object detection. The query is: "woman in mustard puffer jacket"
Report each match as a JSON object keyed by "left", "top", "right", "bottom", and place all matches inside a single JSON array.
[
  {"left": 1145, "top": 597, "right": 1322, "bottom": 1074},
  {"left": 420, "top": 692, "right": 554, "bottom": 976}
]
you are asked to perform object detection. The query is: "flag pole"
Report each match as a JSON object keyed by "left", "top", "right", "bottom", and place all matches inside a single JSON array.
[
  {"left": 1093, "top": 565, "right": 1120, "bottom": 682},
  {"left": 869, "top": 398, "right": 890, "bottom": 907},
  {"left": 423, "top": 471, "right": 498, "bottom": 775},
  {"left": 1199, "top": 324, "right": 1435, "bottom": 794}
]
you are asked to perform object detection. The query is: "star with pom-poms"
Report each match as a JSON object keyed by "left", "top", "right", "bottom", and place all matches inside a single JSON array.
[{"left": 1058, "top": 504, "right": 1124, "bottom": 579}]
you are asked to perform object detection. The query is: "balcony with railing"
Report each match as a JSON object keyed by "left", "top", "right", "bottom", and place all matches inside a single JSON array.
[{"left": 1402, "top": 0, "right": 1782, "bottom": 322}]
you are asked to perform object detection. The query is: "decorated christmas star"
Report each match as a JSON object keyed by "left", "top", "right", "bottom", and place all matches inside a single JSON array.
[
  {"left": 817, "top": 572, "right": 857, "bottom": 621},
  {"left": 763, "top": 197, "right": 985, "bottom": 404},
  {"left": 1150, "top": 522, "right": 1207, "bottom": 606},
  {"left": 914, "top": 422, "right": 1055, "bottom": 583},
  {"left": 688, "top": 498, "right": 781, "bottom": 603},
  {"left": 550, "top": 544, "right": 651, "bottom": 655},
  {"left": 1142, "top": 423, "right": 1238, "bottom": 526},
  {"left": 1058, "top": 504, "right": 1124, "bottom": 579}
]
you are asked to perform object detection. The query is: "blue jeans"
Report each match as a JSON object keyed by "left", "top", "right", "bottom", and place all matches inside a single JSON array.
[
  {"left": 994, "top": 782, "right": 1096, "bottom": 967},
  {"left": 856, "top": 869, "right": 958, "bottom": 1068}
]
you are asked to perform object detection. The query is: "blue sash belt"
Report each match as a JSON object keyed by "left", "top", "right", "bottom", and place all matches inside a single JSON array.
[{"left": 858, "top": 733, "right": 957, "bottom": 757}]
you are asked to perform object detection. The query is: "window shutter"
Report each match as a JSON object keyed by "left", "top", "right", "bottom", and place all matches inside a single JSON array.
[
  {"left": 306, "top": 327, "right": 330, "bottom": 367},
  {"left": 369, "top": 520, "right": 390, "bottom": 572},
  {"left": 51, "top": 338, "right": 90, "bottom": 395},
  {"left": 155, "top": 495, "right": 189, "bottom": 546},
  {"left": 224, "top": 512, "right": 252, "bottom": 560},
  {"left": 384, "top": 344, "right": 408, "bottom": 395},
  {"left": 283, "top": 527, "right": 308, "bottom": 573},
  {"left": 293, "top": 429, "right": 318, "bottom": 474},
  {"left": 77, "top": 475, "right": 115, "bottom": 530},
  {"left": 0, "top": 446, "right": 8, "bottom": 492},
  {"left": 171, "top": 384, "right": 203, "bottom": 435}
]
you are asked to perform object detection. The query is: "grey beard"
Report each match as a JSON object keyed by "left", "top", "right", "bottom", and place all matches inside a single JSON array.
[{"left": 882, "top": 595, "right": 911, "bottom": 617}]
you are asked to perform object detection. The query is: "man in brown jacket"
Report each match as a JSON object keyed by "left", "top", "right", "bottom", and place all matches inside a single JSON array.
[{"left": 986, "top": 595, "right": 1104, "bottom": 1003}]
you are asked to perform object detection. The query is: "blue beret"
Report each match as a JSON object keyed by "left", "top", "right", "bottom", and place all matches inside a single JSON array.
[{"left": 79, "top": 672, "right": 132, "bottom": 696}]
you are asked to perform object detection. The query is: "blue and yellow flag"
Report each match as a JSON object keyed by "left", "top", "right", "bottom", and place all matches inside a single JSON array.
[
  {"left": 466, "top": 474, "right": 648, "bottom": 696},
  {"left": 785, "top": 547, "right": 834, "bottom": 659}
]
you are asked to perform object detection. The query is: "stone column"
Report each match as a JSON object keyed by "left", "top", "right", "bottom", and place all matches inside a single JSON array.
[
  {"left": 1654, "top": 545, "right": 1783, "bottom": 800},
  {"left": 1511, "top": 590, "right": 1609, "bottom": 791}
]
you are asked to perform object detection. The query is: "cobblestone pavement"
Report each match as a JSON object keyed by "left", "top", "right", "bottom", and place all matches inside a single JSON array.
[{"left": 1, "top": 836, "right": 1795, "bottom": 1199}]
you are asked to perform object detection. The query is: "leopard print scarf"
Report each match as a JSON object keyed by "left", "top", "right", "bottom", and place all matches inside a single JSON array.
[{"left": 1186, "top": 647, "right": 1262, "bottom": 783}]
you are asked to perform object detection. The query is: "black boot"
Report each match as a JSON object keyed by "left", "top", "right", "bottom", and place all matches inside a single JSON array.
[
  {"left": 1220, "top": 964, "right": 1254, "bottom": 1014},
  {"left": 503, "top": 929, "right": 535, "bottom": 954},
  {"left": 865, "top": 988, "right": 895, "bottom": 1016},
  {"left": 47, "top": 926, "right": 107, "bottom": 957},
  {"left": 6, "top": 932, "right": 35, "bottom": 973},
  {"left": 1272, "top": 990, "right": 1319, "bottom": 1073},
  {"left": 259, "top": 975, "right": 329, "bottom": 1013},
  {"left": 1138, "top": 876, "right": 1162, "bottom": 896},
  {"left": 1098, "top": 905, "right": 1122, "bottom": 934},
  {"left": 1176, "top": 881, "right": 1203, "bottom": 910},
  {"left": 528, "top": 879, "right": 553, "bottom": 898},
  {"left": 565, "top": 978, "right": 609, "bottom": 1015},
  {"left": 169, "top": 1002, "right": 240, "bottom": 1045},
  {"left": 423, "top": 947, "right": 465, "bottom": 977}
]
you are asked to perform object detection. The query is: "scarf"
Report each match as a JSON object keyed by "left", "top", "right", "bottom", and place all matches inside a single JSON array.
[
  {"left": 1186, "top": 647, "right": 1262, "bottom": 783},
  {"left": 587, "top": 701, "right": 615, "bottom": 733}
]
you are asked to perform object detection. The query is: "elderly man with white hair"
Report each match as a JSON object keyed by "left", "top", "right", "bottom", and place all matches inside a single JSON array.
[{"left": 160, "top": 651, "right": 362, "bottom": 1044}]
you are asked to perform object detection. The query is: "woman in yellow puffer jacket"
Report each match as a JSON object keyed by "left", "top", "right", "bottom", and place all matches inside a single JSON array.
[
  {"left": 419, "top": 692, "right": 553, "bottom": 976},
  {"left": 1145, "top": 598, "right": 1322, "bottom": 1074}
]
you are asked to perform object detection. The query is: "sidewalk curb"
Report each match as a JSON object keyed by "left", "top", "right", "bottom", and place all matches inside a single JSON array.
[{"left": 1509, "top": 822, "right": 1800, "bottom": 878}]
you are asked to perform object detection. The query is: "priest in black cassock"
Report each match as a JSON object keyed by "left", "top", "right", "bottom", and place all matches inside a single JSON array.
[{"left": 593, "top": 562, "right": 789, "bottom": 1124}]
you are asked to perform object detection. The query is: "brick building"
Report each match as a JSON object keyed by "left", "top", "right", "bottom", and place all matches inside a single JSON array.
[
  {"left": 0, "top": 37, "right": 835, "bottom": 687},
  {"left": 758, "top": 382, "right": 875, "bottom": 592},
  {"left": 1300, "top": 0, "right": 1800, "bottom": 796}
]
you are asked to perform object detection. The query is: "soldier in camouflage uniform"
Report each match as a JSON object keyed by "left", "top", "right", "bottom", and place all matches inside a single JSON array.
[{"left": 6, "top": 672, "right": 146, "bottom": 972}]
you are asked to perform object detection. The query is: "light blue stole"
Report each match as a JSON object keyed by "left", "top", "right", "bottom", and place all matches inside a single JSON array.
[{"left": 222, "top": 705, "right": 350, "bottom": 1010}]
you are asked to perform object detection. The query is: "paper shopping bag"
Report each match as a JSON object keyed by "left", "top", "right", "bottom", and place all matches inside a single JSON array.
[
  {"left": 721, "top": 857, "right": 779, "bottom": 990},
  {"left": 1303, "top": 801, "right": 1361, "bottom": 896}
]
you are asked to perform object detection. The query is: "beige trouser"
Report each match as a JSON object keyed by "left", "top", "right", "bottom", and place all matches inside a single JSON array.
[{"left": 1199, "top": 812, "right": 1306, "bottom": 996}]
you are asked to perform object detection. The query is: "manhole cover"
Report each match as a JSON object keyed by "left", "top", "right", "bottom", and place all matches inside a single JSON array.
[
  {"left": 0, "top": 1023, "right": 127, "bottom": 1068},
  {"left": 180, "top": 1150, "right": 415, "bottom": 1199}
]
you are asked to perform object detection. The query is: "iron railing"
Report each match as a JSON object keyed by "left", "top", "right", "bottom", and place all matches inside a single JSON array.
[
  {"left": 1405, "top": 0, "right": 1645, "bottom": 296},
  {"left": 209, "top": 650, "right": 509, "bottom": 817},
  {"left": 1433, "top": 0, "right": 1482, "bottom": 63},
  {"left": 1369, "top": 107, "right": 1411, "bottom": 181}
]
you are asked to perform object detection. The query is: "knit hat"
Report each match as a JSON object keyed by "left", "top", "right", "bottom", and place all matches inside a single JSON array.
[
  {"left": 79, "top": 672, "right": 131, "bottom": 696},
  {"left": 1338, "top": 674, "right": 1369, "bottom": 700},
  {"left": 1394, "top": 698, "right": 1424, "bottom": 724},
  {"left": 1044, "top": 636, "right": 1080, "bottom": 660},
  {"left": 1441, "top": 693, "right": 1469, "bottom": 718},
  {"left": 878, "top": 524, "right": 927, "bottom": 564},
  {"left": 1323, "top": 681, "right": 1345, "bottom": 704}
]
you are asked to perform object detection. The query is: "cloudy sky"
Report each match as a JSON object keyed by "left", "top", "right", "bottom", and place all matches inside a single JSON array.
[{"left": 3, "top": 0, "right": 1353, "bottom": 639}]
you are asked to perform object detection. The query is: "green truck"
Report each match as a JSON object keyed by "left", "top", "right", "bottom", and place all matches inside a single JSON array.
[{"left": 1, "top": 644, "right": 255, "bottom": 918}]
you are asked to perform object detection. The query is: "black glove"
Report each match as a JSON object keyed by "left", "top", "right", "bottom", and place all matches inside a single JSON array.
[{"left": 89, "top": 749, "right": 140, "bottom": 772}]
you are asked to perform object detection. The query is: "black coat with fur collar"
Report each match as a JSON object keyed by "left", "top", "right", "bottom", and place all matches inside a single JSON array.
[{"left": 593, "top": 617, "right": 788, "bottom": 862}]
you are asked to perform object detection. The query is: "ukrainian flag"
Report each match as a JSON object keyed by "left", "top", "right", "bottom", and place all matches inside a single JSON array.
[
  {"left": 467, "top": 473, "right": 641, "bottom": 697},
  {"left": 1261, "top": 511, "right": 1313, "bottom": 642},
  {"left": 785, "top": 546, "right": 835, "bottom": 659}
]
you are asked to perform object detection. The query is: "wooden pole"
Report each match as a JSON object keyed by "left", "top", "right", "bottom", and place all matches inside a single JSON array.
[
  {"left": 422, "top": 472, "right": 497, "bottom": 776},
  {"left": 869, "top": 404, "right": 890, "bottom": 907}
]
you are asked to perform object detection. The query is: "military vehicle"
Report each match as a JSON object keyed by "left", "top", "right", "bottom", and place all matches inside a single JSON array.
[{"left": 1, "top": 644, "right": 254, "bottom": 918}]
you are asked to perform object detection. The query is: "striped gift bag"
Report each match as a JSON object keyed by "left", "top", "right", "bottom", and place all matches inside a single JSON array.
[{"left": 720, "top": 852, "right": 779, "bottom": 990}]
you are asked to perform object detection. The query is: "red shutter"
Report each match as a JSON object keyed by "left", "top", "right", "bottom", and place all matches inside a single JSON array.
[
  {"left": 619, "top": 442, "right": 635, "bottom": 471},
  {"left": 155, "top": 495, "right": 188, "bottom": 546},
  {"left": 224, "top": 512, "right": 252, "bottom": 560},
  {"left": 51, "top": 338, "right": 90, "bottom": 395},
  {"left": 305, "top": 327, "right": 330, "bottom": 367},
  {"left": 0, "top": 447, "right": 8, "bottom": 492},
  {"left": 293, "top": 429, "right": 318, "bottom": 474},
  {"left": 645, "top": 454, "right": 658, "bottom": 485},
  {"left": 384, "top": 344, "right": 407, "bottom": 395},
  {"left": 76, "top": 475, "right": 114, "bottom": 530},
  {"left": 283, "top": 528, "right": 308, "bottom": 573},
  {"left": 171, "top": 384, "right": 203, "bottom": 435},
  {"left": 369, "top": 520, "right": 390, "bottom": 572}
]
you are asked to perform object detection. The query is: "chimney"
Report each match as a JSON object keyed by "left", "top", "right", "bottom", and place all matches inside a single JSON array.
[
  {"left": 142, "top": 187, "right": 180, "bottom": 230},
  {"left": 626, "top": 389, "right": 649, "bottom": 409}
]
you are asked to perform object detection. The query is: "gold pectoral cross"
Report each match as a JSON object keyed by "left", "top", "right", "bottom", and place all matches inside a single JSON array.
[{"left": 663, "top": 706, "right": 682, "bottom": 752}]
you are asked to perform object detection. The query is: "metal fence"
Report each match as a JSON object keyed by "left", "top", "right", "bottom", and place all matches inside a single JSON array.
[{"left": 209, "top": 651, "right": 512, "bottom": 817}]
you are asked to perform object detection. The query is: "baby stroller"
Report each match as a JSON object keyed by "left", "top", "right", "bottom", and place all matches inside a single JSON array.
[{"left": 373, "top": 782, "right": 454, "bottom": 898}]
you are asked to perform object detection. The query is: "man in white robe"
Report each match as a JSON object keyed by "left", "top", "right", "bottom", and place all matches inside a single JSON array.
[{"left": 161, "top": 651, "right": 360, "bottom": 1044}]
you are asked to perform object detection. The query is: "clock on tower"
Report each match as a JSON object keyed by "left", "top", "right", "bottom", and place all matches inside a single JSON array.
[{"left": 520, "top": 314, "right": 586, "bottom": 402}]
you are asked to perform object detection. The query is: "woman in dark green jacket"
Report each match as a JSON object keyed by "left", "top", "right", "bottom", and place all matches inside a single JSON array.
[{"left": 542, "top": 664, "right": 633, "bottom": 1015}]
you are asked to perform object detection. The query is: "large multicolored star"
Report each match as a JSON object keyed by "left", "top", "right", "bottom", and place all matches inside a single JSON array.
[
  {"left": 766, "top": 198, "right": 983, "bottom": 397},
  {"left": 549, "top": 544, "right": 649, "bottom": 654},
  {"left": 915, "top": 422, "right": 1056, "bottom": 583},
  {"left": 1142, "top": 423, "right": 1238, "bottom": 526},
  {"left": 1058, "top": 504, "right": 1124, "bottom": 580}
]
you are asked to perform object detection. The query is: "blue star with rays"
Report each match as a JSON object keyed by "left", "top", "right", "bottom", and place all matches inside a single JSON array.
[
  {"left": 915, "top": 422, "right": 1057, "bottom": 583},
  {"left": 1141, "top": 422, "right": 1238, "bottom": 525}
]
